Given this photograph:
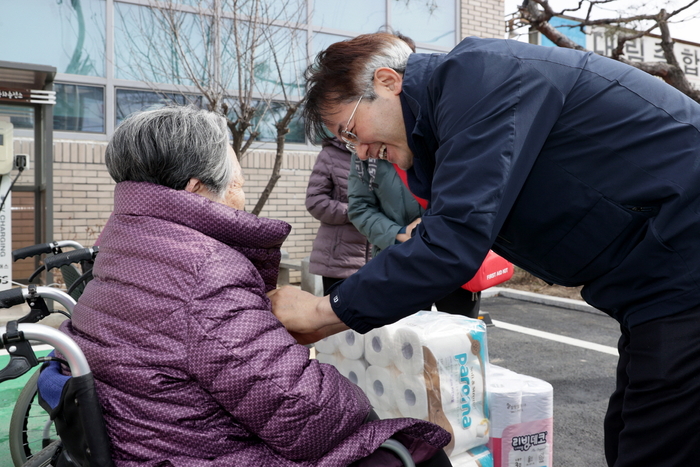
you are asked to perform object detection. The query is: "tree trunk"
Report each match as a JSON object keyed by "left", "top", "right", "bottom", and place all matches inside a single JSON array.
[{"left": 251, "top": 103, "right": 299, "bottom": 216}]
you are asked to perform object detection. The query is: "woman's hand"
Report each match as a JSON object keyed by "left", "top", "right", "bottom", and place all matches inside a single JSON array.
[
  {"left": 268, "top": 286, "right": 349, "bottom": 345},
  {"left": 396, "top": 217, "right": 422, "bottom": 243}
]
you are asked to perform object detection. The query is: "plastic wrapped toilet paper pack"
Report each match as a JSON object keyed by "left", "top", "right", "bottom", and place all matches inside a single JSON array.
[
  {"left": 390, "top": 312, "right": 491, "bottom": 455},
  {"left": 316, "top": 312, "right": 492, "bottom": 457},
  {"left": 486, "top": 364, "right": 554, "bottom": 467}
]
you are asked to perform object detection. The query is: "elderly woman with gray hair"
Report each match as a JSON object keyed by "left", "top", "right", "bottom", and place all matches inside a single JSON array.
[{"left": 55, "top": 106, "right": 451, "bottom": 466}]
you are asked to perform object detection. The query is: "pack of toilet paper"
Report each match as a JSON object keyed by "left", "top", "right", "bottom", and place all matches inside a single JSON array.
[
  {"left": 486, "top": 365, "right": 554, "bottom": 467},
  {"left": 314, "top": 310, "right": 491, "bottom": 458}
]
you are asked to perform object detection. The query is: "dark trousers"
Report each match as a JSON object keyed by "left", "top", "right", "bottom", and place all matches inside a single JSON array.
[
  {"left": 434, "top": 288, "right": 481, "bottom": 319},
  {"left": 604, "top": 305, "right": 700, "bottom": 467}
]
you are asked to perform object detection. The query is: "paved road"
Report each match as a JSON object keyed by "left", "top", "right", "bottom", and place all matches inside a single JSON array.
[{"left": 482, "top": 293, "right": 619, "bottom": 467}]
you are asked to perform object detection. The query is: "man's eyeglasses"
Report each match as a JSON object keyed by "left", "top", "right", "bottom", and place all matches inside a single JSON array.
[{"left": 340, "top": 94, "right": 364, "bottom": 153}]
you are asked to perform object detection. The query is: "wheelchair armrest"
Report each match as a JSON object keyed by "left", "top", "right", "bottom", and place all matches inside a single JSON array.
[{"left": 379, "top": 439, "right": 416, "bottom": 467}]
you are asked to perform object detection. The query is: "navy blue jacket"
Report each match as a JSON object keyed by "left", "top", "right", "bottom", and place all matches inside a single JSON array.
[{"left": 330, "top": 37, "right": 700, "bottom": 332}]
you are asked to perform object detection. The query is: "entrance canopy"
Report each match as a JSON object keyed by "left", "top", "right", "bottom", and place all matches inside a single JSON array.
[{"left": 0, "top": 60, "right": 56, "bottom": 283}]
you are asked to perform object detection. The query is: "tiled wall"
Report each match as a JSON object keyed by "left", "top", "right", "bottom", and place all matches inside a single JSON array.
[{"left": 461, "top": 0, "right": 505, "bottom": 39}]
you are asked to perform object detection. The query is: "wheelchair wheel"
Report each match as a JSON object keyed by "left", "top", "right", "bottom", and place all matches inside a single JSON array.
[{"left": 9, "top": 369, "right": 58, "bottom": 467}]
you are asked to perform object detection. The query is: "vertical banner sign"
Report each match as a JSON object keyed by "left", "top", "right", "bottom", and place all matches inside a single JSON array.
[{"left": 0, "top": 175, "right": 11, "bottom": 290}]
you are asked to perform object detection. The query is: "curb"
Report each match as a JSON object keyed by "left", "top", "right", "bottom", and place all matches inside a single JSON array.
[{"left": 482, "top": 287, "right": 607, "bottom": 316}]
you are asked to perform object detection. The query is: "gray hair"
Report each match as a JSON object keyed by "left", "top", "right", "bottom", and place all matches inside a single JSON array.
[
  {"left": 358, "top": 38, "right": 413, "bottom": 99},
  {"left": 105, "top": 106, "right": 233, "bottom": 198}
]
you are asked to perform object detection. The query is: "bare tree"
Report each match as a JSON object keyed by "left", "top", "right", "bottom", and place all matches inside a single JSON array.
[
  {"left": 508, "top": 0, "right": 700, "bottom": 102},
  {"left": 115, "top": 0, "right": 307, "bottom": 215}
]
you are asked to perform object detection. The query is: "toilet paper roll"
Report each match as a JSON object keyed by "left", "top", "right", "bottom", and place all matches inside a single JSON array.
[
  {"left": 337, "top": 330, "right": 365, "bottom": 360},
  {"left": 395, "top": 373, "right": 429, "bottom": 420},
  {"left": 337, "top": 358, "right": 369, "bottom": 392},
  {"left": 521, "top": 376, "right": 554, "bottom": 423},
  {"left": 364, "top": 326, "right": 398, "bottom": 367},
  {"left": 315, "top": 352, "right": 339, "bottom": 368},
  {"left": 447, "top": 416, "right": 491, "bottom": 456},
  {"left": 313, "top": 335, "right": 339, "bottom": 355},
  {"left": 392, "top": 327, "right": 476, "bottom": 375},
  {"left": 365, "top": 365, "right": 399, "bottom": 417},
  {"left": 487, "top": 378, "right": 523, "bottom": 438}
]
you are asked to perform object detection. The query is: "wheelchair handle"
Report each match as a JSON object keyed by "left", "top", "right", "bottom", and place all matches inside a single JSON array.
[
  {"left": 12, "top": 241, "right": 84, "bottom": 261},
  {"left": 0, "top": 286, "right": 77, "bottom": 313},
  {"left": 42, "top": 247, "right": 99, "bottom": 272},
  {"left": 0, "top": 322, "right": 91, "bottom": 377},
  {"left": 0, "top": 287, "right": 25, "bottom": 308}
]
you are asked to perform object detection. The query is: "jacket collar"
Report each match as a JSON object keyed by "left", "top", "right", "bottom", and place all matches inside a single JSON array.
[{"left": 112, "top": 181, "right": 291, "bottom": 251}]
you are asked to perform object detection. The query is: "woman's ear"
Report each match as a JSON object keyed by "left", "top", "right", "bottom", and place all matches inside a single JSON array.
[
  {"left": 374, "top": 67, "right": 403, "bottom": 95},
  {"left": 185, "top": 178, "right": 203, "bottom": 193}
]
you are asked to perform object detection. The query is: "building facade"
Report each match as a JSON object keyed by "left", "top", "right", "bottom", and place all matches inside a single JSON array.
[{"left": 0, "top": 0, "right": 504, "bottom": 283}]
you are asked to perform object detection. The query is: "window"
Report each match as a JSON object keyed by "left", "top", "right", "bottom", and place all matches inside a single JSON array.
[
  {"left": 115, "top": 89, "right": 204, "bottom": 126},
  {"left": 222, "top": 0, "right": 306, "bottom": 23},
  {"left": 114, "top": 3, "right": 208, "bottom": 85},
  {"left": 391, "top": 0, "right": 456, "bottom": 48},
  {"left": 312, "top": 0, "right": 386, "bottom": 34},
  {"left": 220, "top": 21, "right": 307, "bottom": 98},
  {"left": 54, "top": 84, "right": 105, "bottom": 133},
  {"left": 0, "top": 105, "right": 34, "bottom": 130},
  {"left": 0, "top": 0, "right": 105, "bottom": 77},
  {"left": 249, "top": 101, "right": 305, "bottom": 143}
]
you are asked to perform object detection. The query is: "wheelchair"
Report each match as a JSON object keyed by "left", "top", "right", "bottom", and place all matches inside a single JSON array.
[
  {"left": 1, "top": 319, "right": 418, "bottom": 467},
  {"left": 5, "top": 244, "right": 98, "bottom": 466}
]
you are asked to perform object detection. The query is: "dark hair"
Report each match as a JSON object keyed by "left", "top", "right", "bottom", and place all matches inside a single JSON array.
[
  {"left": 105, "top": 106, "right": 233, "bottom": 197},
  {"left": 303, "top": 33, "right": 413, "bottom": 142}
]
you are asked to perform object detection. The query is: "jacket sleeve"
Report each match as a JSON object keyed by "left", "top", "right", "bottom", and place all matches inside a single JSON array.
[
  {"left": 187, "top": 249, "right": 370, "bottom": 461},
  {"left": 305, "top": 147, "right": 349, "bottom": 225},
  {"left": 332, "top": 44, "right": 568, "bottom": 332},
  {"left": 347, "top": 156, "right": 403, "bottom": 251}
]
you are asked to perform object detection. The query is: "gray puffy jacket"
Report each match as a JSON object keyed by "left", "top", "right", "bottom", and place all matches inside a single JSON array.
[{"left": 306, "top": 139, "right": 368, "bottom": 278}]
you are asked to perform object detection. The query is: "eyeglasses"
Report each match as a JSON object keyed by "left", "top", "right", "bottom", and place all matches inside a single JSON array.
[{"left": 340, "top": 94, "right": 364, "bottom": 153}]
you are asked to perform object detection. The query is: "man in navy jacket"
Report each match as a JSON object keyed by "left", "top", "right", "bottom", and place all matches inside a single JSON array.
[{"left": 270, "top": 33, "right": 700, "bottom": 466}]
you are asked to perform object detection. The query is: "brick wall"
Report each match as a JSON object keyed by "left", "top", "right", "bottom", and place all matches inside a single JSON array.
[
  {"left": 461, "top": 0, "right": 505, "bottom": 39},
  {"left": 53, "top": 140, "right": 114, "bottom": 247}
]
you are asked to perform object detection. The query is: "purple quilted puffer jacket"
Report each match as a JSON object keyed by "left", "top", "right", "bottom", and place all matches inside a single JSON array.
[{"left": 60, "top": 182, "right": 449, "bottom": 466}]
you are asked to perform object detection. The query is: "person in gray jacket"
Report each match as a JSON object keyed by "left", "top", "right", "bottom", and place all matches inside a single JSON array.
[
  {"left": 348, "top": 155, "right": 480, "bottom": 318},
  {"left": 306, "top": 138, "right": 369, "bottom": 294}
]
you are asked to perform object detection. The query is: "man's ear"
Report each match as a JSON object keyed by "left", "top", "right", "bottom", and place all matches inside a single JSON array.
[
  {"left": 185, "top": 178, "right": 203, "bottom": 193},
  {"left": 374, "top": 67, "right": 403, "bottom": 95}
]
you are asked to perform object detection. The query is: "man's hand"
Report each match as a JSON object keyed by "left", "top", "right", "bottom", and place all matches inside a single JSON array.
[{"left": 267, "top": 286, "right": 349, "bottom": 345}]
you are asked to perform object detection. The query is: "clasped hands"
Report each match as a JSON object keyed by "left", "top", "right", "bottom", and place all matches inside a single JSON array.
[{"left": 267, "top": 286, "right": 348, "bottom": 345}]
